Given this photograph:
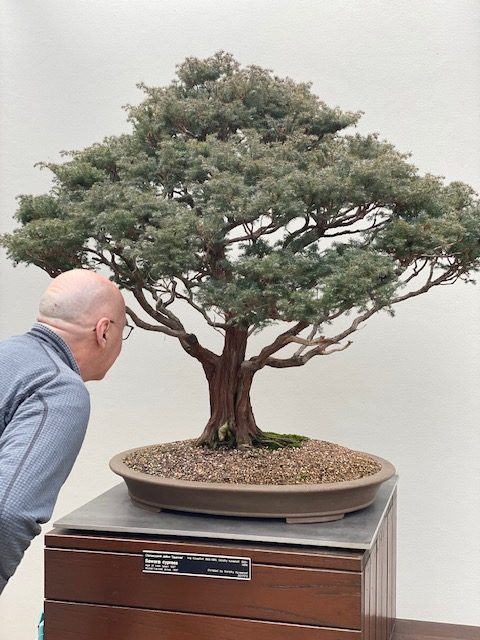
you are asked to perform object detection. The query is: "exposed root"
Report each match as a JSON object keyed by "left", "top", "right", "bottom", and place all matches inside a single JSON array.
[{"left": 198, "top": 426, "right": 308, "bottom": 451}]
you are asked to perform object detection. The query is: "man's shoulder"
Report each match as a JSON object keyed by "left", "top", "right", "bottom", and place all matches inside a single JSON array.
[
  {"left": 0, "top": 332, "right": 52, "bottom": 372},
  {"left": 0, "top": 331, "right": 41, "bottom": 352},
  {"left": 0, "top": 332, "right": 86, "bottom": 397},
  {"left": 0, "top": 332, "right": 31, "bottom": 347},
  {"left": 0, "top": 332, "right": 44, "bottom": 368}
]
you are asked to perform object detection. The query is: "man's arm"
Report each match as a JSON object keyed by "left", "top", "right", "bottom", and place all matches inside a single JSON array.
[{"left": 0, "top": 381, "right": 90, "bottom": 593}]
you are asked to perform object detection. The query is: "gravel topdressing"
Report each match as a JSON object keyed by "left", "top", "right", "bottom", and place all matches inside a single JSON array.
[{"left": 123, "top": 439, "right": 382, "bottom": 485}]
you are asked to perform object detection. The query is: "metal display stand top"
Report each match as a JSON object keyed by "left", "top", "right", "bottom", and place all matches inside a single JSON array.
[{"left": 53, "top": 476, "right": 397, "bottom": 550}]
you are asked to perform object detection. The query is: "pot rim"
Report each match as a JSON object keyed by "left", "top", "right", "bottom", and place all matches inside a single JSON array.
[{"left": 109, "top": 445, "right": 396, "bottom": 494}]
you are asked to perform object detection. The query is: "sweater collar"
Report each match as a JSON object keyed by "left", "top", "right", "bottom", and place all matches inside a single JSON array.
[{"left": 28, "top": 323, "right": 81, "bottom": 376}]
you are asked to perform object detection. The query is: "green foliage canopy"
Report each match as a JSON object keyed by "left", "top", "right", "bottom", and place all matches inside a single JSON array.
[{"left": 3, "top": 52, "right": 480, "bottom": 368}]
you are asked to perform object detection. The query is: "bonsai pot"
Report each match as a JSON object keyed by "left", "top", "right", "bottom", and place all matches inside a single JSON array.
[{"left": 110, "top": 448, "right": 395, "bottom": 523}]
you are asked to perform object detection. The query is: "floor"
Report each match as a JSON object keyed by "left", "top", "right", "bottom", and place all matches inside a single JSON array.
[{"left": 393, "top": 619, "right": 479, "bottom": 640}]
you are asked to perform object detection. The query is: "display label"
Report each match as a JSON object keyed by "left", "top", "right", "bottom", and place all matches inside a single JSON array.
[{"left": 143, "top": 551, "right": 251, "bottom": 580}]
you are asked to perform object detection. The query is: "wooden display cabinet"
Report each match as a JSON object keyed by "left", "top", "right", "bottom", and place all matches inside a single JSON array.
[{"left": 44, "top": 486, "right": 396, "bottom": 639}]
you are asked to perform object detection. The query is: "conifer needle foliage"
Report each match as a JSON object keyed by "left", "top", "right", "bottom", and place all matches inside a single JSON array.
[{"left": 3, "top": 52, "right": 480, "bottom": 448}]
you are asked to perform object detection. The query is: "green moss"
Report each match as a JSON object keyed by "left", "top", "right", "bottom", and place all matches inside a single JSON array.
[{"left": 253, "top": 431, "right": 309, "bottom": 450}]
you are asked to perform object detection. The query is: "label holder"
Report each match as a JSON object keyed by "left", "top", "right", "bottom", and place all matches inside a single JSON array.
[{"left": 143, "top": 550, "right": 252, "bottom": 581}]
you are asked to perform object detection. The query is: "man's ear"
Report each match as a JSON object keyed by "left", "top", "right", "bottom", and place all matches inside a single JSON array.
[{"left": 94, "top": 317, "right": 110, "bottom": 346}]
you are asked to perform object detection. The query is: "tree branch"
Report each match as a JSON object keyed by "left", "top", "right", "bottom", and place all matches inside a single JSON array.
[
  {"left": 293, "top": 324, "right": 319, "bottom": 357},
  {"left": 175, "top": 290, "right": 228, "bottom": 330},
  {"left": 265, "top": 339, "right": 353, "bottom": 367},
  {"left": 261, "top": 261, "right": 471, "bottom": 370},
  {"left": 324, "top": 219, "right": 388, "bottom": 238},
  {"left": 331, "top": 204, "right": 372, "bottom": 227},
  {"left": 126, "top": 306, "right": 183, "bottom": 337},
  {"left": 244, "top": 321, "right": 309, "bottom": 370},
  {"left": 225, "top": 222, "right": 281, "bottom": 245},
  {"left": 400, "top": 258, "right": 430, "bottom": 284},
  {"left": 392, "top": 264, "right": 466, "bottom": 304},
  {"left": 126, "top": 306, "right": 219, "bottom": 368},
  {"left": 131, "top": 283, "right": 184, "bottom": 331},
  {"left": 86, "top": 247, "right": 186, "bottom": 332},
  {"left": 263, "top": 306, "right": 379, "bottom": 368},
  {"left": 282, "top": 204, "right": 384, "bottom": 252}
]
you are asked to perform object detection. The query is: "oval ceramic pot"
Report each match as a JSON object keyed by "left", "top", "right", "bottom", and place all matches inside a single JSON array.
[{"left": 110, "top": 447, "right": 396, "bottom": 523}]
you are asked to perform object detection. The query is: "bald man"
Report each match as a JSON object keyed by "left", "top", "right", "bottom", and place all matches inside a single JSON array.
[{"left": 0, "top": 269, "right": 131, "bottom": 594}]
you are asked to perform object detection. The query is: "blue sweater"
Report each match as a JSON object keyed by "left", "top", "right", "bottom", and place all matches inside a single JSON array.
[{"left": 0, "top": 323, "right": 90, "bottom": 593}]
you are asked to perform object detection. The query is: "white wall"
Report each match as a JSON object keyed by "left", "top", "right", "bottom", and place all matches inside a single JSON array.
[{"left": 1, "top": 1, "right": 479, "bottom": 636}]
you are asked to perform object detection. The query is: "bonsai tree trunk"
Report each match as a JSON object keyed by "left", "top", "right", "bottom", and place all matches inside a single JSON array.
[{"left": 197, "top": 327, "right": 261, "bottom": 448}]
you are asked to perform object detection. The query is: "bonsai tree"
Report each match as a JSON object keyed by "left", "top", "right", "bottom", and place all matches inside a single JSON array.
[{"left": 3, "top": 52, "right": 480, "bottom": 449}]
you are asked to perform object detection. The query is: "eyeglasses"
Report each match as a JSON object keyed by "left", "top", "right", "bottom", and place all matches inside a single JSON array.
[
  {"left": 92, "top": 320, "right": 135, "bottom": 341},
  {"left": 119, "top": 321, "right": 134, "bottom": 341}
]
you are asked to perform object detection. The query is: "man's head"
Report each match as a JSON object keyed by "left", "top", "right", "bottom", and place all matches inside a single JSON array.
[{"left": 37, "top": 269, "right": 127, "bottom": 381}]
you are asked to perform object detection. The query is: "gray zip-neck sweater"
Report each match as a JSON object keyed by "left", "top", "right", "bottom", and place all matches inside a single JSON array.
[{"left": 0, "top": 323, "right": 90, "bottom": 594}]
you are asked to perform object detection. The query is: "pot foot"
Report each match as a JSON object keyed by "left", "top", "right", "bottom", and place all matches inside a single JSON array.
[
  {"left": 130, "top": 497, "right": 163, "bottom": 513},
  {"left": 285, "top": 513, "right": 345, "bottom": 524}
]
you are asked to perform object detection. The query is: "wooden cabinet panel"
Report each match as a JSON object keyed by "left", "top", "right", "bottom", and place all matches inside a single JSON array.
[
  {"left": 44, "top": 601, "right": 362, "bottom": 640},
  {"left": 45, "top": 532, "right": 363, "bottom": 572},
  {"left": 45, "top": 549, "right": 362, "bottom": 629},
  {"left": 361, "top": 492, "right": 396, "bottom": 640}
]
